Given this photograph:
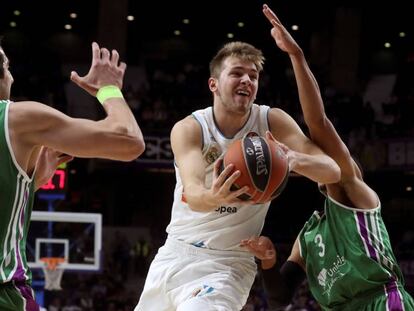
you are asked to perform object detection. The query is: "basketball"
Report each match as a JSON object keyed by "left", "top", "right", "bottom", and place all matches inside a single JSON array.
[{"left": 221, "top": 134, "right": 289, "bottom": 204}]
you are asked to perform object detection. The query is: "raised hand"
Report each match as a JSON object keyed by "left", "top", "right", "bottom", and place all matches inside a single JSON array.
[
  {"left": 70, "top": 42, "right": 127, "bottom": 96},
  {"left": 262, "top": 4, "right": 302, "bottom": 56},
  {"left": 240, "top": 236, "right": 276, "bottom": 269}
]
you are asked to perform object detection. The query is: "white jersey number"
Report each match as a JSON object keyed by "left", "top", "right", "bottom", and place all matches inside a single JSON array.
[{"left": 314, "top": 234, "right": 325, "bottom": 257}]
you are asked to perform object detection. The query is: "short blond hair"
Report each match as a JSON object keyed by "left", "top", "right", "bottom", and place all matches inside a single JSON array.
[{"left": 209, "top": 41, "right": 265, "bottom": 78}]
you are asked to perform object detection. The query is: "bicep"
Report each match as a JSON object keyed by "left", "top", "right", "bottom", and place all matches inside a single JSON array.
[
  {"left": 13, "top": 102, "right": 135, "bottom": 159},
  {"left": 171, "top": 118, "right": 205, "bottom": 189},
  {"left": 268, "top": 108, "right": 325, "bottom": 156}
]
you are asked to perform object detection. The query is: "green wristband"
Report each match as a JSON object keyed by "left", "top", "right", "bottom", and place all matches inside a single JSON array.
[{"left": 96, "top": 85, "right": 124, "bottom": 104}]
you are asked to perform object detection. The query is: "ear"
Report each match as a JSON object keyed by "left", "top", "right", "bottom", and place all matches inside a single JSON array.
[{"left": 208, "top": 77, "right": 217, "bottom": 92}]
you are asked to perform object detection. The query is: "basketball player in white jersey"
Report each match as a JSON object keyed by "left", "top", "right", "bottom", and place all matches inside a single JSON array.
[{"left": 135, "top": 31, "right": 341, "bottom": 311}]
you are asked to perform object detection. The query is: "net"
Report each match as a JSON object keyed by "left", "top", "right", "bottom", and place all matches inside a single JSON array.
[{"left": 40, "top": 257, "right": 65, "bottom": 290}]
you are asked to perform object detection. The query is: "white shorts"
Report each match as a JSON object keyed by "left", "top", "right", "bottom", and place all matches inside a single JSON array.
[{"left": 134, "top": 237, "right": 257, "bottom": 311}]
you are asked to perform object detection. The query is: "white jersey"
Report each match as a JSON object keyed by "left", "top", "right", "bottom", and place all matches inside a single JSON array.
[{"left": 166, "top": 104, "right": 272, "bottom": 251}]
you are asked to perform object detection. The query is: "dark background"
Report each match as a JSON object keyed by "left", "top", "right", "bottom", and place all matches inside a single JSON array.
[{"left": 1, "top": 0, "right": 413, "bottom": 310}]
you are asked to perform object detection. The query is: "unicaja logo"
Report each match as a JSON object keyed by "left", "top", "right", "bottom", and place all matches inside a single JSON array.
[
  {"left": 318, "top": 255, "right": 347, "bottom": 297},
  {"left": 318, "top": 268, "right": 327, "bottom": 287}
]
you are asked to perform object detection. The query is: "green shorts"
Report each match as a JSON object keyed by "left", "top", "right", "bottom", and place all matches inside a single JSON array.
[
  {"left": 334, "top": 286, "right": 414, "bottom": 311},
  {"left": 0, "top": 281, "right": 39, "bottom": 311}
]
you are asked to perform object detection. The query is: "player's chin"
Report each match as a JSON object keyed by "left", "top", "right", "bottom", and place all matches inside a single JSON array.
[{"left": 234, "top": 101, "right": 252, "bottom": 115}]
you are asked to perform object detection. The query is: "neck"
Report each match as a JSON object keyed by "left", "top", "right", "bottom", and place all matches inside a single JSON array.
[{"left": 212, "top": 104, "right": 250, "bottom": 138}]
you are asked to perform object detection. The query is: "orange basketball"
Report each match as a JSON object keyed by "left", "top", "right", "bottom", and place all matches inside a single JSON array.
[{"left": 221, "top": 135, "right": 289, "bottom": 204}]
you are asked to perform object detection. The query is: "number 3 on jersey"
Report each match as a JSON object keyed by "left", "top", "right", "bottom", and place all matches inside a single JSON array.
[{"left": 314, "top": 234, "right": 325, "bottom": 257}]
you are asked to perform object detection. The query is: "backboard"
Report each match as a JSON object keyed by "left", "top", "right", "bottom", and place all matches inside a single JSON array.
[{"left": 28, "top": 211, "right": 102, "bottom": 271}]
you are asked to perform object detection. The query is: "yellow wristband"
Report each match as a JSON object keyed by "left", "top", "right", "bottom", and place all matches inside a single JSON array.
[{"left": 96, "top": 85, "right": 124, "bottom": 104}]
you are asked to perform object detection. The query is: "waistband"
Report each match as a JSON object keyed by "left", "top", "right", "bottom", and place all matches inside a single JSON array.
[{"left": 164, "top": 237, "right": 254, "bottom": 259}]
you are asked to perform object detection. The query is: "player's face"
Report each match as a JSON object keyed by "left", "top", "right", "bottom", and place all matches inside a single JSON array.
[
  {"left": 0, "top": 49, "right": 13, "bottom": 100},
  {"left": 211, "top": 56, "right": 259, "bottom": 116}
]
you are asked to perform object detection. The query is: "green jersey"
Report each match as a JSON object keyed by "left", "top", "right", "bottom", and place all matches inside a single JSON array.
[
  {"left": 299, "top": 193, "right": 413, "bottom": 310},
  {"left": 0, "top": 100, "right": 35, "bottom": 284}
]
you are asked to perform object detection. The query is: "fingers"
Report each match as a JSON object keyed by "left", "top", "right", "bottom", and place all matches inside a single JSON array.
[
  {"left": 266, "top": 130, "right": 276, "bottom": 142},
  {"left": 213, "top": 158, "right": 223, "bottom": 180},
  {"left": 265, "top": 249, "right": 276, "bottom": 258},
  {"left": 101, "top": 48, "right": 110, "bottom": 62},
  {"left": 57, "top": 155, "right": 74, "bottom": 166},
  {"left": 91, "top": 42, "right": 100, "bottom": 67},
  {"left": 240, "top": 236, "right": 276, "bottom": 259},
  {"left": 237, "top": 199, "right": 255, "bottom": 207},
  {"left": 221, "top": 169, "right": 241, "bottom": 190},
  {"left": 213, "top": 158, "right": 228, "bottom": 181},
  {"left": 240, "top": 239, "right": 249, "bottom": 246},
  {"left": 111, "top": 49, "right": 119, "bottom": 66},
  {"left": 228, "top": 186, "right": 250, "bottom": 200},
  {"left": 70, "top": 71, "right": 81, "bottom": 85},
  {"left": 119, "top": 62, "right": 127, "bottom": 72},
  {"left": 263, "top": 4, "right": 282, "bottom": 25}
]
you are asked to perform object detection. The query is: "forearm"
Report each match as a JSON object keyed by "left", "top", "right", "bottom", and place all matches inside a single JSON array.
[
  {"left": 184, "top": 183, "right": 219, "bottom": 212},
  {"left": 100, "top": 98, "right": 145, "bottom": 158},
  {"left": 289, "top": 52, "right": 326, "bottom": 126},
  {"left": 289, "top": 151, "right": 340, "bottom": 184},
  {"left": 262, "top": 260, "right": 306, "bottom": 308},
  {"left": 102, "top": 98, "right": 143, "bottom": 141}
]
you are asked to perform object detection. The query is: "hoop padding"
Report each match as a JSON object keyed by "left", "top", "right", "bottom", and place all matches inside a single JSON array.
[{"left": 41, "top": 257, "right": 65, "bottom": 290}]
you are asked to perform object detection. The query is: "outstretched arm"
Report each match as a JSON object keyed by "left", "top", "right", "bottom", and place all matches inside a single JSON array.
[
  {"left": 11, "top": 42, "right": 144, "bottom": 161},
  {"left": 263, "top": 4, "right": 354, "bottom": 178},
  {"left": 263, "top": 4, "right": 378, "bottom": 208},
  {"left": 241, "top": 236, "right": 306, "bottom": 308}
]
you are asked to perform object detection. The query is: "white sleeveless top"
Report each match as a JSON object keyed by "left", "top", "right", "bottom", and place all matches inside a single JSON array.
[{"left": 166, "top": 104, "right": 272, "bottom": 251}]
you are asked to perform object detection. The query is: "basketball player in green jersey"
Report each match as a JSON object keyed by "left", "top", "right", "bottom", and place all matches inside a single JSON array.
[
  {"left": 241, "top": 4, "right": 414, "bottom": 311},
  {"left": 0, "top": 42, "right": 144, "bottom": 310}
]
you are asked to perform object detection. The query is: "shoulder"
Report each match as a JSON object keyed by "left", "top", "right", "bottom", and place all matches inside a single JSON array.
[
  {"left": 268, "top": 107, "right": 295, "bottom": 123},
  {"left": 268, "top": 107, "right": 302, "bottom": 133},
  {"left": 171, "top": 115, "right": 202, "bottom": 145},
  {"left": 172, "top": 115, "right": 201, "bottom": 134},
  {"left": 267, "top": 107, "right": 304, "bottom": 143}
]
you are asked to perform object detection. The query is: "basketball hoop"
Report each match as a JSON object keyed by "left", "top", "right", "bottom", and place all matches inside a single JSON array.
[{"left": 40, "top": 257, "right": 65, "bottom": 290}]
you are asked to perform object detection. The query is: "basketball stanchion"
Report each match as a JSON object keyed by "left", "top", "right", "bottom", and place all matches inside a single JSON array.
[{"left": 40, "top": 257, "right": 65, "bottom": 290}]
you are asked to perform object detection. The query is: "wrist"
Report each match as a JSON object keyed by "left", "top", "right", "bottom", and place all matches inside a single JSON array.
[
  {"left": 286, "top": 150, "right": 298, "bottom": 172},
  {"left": 261, "top": 257, "right": 276, "bottom": 270},
  {"left": 289, "top": 48, "right": 304, "bottom": 60},
  {"left": 96, "top": 85, "right": 124, "bottom": 104},
  {"left": 205, "top": 189, "right": 220, "bottom": 210}
]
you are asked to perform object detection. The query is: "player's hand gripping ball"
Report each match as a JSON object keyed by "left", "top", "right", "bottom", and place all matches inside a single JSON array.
[{"left": 221, "top": 134, "right": 289, "bottom": 204}]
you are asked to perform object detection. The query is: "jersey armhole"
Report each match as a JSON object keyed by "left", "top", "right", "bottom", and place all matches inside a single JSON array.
[{"left": 191, "top": 113, "right": 205, "bottom": 151}]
